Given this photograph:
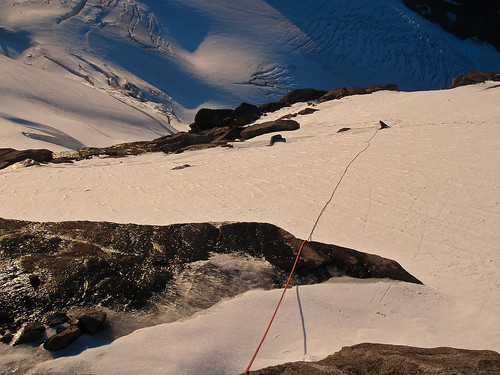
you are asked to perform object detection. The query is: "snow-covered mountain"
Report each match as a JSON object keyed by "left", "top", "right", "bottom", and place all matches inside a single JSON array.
[{"left": 1, "top": 0, "right": 500, "bottom": 151}]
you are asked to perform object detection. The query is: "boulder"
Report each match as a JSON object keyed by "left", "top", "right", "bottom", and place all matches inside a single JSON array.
[
  {"left": 318, "top": 84, "right": 398, "bottom": 104},
  {"left": 449, "top": 71, "right": 500, "bottom": 88},
  {"left": 269, "top": 134, "right": 286, "bottom": 146},
  {"left": 240, "top": 119, "right": 300, "bottom": 140},
  {"left": 12, "top": 321, "right": 45, "bottom": 345},
  {"left": 43, "top": 325, "right": 82, "bottom": 351},
  {"left": 0, "top": 148, "right": 53, "bottom": 170},
  {"left": 71, "top": 308, "right": 107, "bottom": 334},
  {"left": 247, "top": 343, "right": 500, "bottom": 375},
  {"left": 190, "top": 108, "right": 234, "bottom": 132},
  {"left": 232, "top": 102, "right": 262, "bottom": 126},
  {"left": 260, "top": 88, "right": 327, "bottom": 113}
]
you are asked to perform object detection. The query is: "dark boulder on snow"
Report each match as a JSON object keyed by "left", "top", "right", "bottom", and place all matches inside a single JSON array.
[
  {"left": 260, "top": 88, "right": 327, "bottom": 113},
  {"left": 449, "top": 71, "right": 500, "bottom": 88},
  {"left": 0, "top": 148, "right": 53, "bottom": 170},
  {"left": 317, "top": 84, "right": 398, "bottom": 104},
  {"left": 189, "top": 103, "right": 262, "bottom": 132},
  {"left": 0, "top": 218, "right": 421, "bottom": 336},
  {"left": 190, "top": 108, "right": 234, "bottom": 132},
  {"left": 240, "top": 119, "right": 300, "bottom": 140},
  {"left": 246, "top": 343, "right": 500, "bottom": 375},
  {"left": 232, "top": 102, "right": 262, "bottom": 126}
]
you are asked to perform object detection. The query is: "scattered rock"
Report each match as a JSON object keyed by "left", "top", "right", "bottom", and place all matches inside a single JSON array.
[
  {"left": 247, "top": 343, "right": 500, "bottom": 375},
  {"left": 0, "top": 148, "right": 53, "bottom": 170},
  {"left": 337, "top": 128, "right": 351, "bottom": 133},
  {"left": 318, "top": 84, "right": 398, "bottom": 104},
  {"left": 449, "top": 71, "right": 500, "bottom": 88},
  {"left": 12, "top": 321, "right": 45, "bottom": 346},
  {"left": 269, "top": 134, "right": 286, "bottom": 146},
  {"left": 43, "top": 325, "right": 82, "bottom": 351},
  {"left": 260, "top": 88, "right": 327, "bottom": 113},
  {"left": 240, "top": 119, "right": 300, "bottom": 140},
  {"left": 71, "top": 308, "right": 107, "bottom": 334}
]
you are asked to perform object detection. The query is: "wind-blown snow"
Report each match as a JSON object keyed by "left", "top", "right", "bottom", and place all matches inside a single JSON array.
[{"left": 0, "top": 82, "right": 499, "bottom": 374}]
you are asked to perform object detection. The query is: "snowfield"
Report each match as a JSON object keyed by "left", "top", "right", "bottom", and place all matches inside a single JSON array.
[{"left": 0, "top": 82, "right": 499, "bottom": 374}]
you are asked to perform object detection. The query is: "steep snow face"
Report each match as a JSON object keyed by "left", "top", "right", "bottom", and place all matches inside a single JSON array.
[
  {"left": 1, "top": 0, "right": 499, "bottom": 127},
  {"left": 0, "top": 55, "right": 175, "bottom": 151}
]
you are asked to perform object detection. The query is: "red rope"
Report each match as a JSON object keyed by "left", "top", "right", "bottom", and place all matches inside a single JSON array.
[{"left": 243, "top": 127, "right": 381, "bottom": 375}]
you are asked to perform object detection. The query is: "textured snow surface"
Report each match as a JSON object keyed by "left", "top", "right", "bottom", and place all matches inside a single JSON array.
[{"left": 0, "top": 82, "right": 499, "bottom": 374}]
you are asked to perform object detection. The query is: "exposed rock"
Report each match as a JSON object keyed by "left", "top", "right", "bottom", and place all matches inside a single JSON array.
[
  {"left": 232, "top": 102, "right": 262, "bottom": 126},
  {"left": 269, "top": 134, "right": 286, "bottom": 146},
  {"left": 43, "top": 325, "right": 82, "bottom": 351},
  {"left": 11, "top": 321, "right": 45, "bottom": 345},
  {"left": 401, "top": 1, "right": 500, "bottom": 52},
  {"left": 190, "top": 108, "right": 234, "bottom": 132},
  {"left": 171, "top": 164, "right": 191, "bottom": 170},
  {"left": 260, "top": 88, "right": 327, "bottom": 113},
  {"left": 297, "top": 108, "right": 318, "bottom": 115},
  {"left": 71, "top": 308, "right": 106, "bottom": 334},
  {"left": 240, "top": 120, "right": 300, "bottom": 140},
  {"left": 317, "top": 84, "right": 398, "bottom": 104},
  {"left": 337, "top": 128, "right": 351, "bottom": 133},
  {"left": 50, "top": 126, "right": 241, "bottom": 165},
  {"left": 0, "top": 218, "right": 420, "bottom": 330},
  {"left": 45, "top": 311, "right": 69, "bottom": 327},
  {"left": 247, "top": 343, "right": 500, "bottom": 375},
  {"left": 0, "top": 148, "right": 53, "bottom": 170},
  {"left": 189, "top": 103, "right": 262, "bottom": 132},
  {"left": 449, "top": 71, "right": 500, "bottom": 88},
  {"left": 379, "top": 121, "right": 390, "bottom": 129}
]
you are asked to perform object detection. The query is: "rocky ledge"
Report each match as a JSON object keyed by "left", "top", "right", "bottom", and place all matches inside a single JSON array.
[
  {"left": 0, "top": 218, "right": 420, "bottom": 350},
  {"left": 246, "top": 343, "right": 500, "bottom": 375}
]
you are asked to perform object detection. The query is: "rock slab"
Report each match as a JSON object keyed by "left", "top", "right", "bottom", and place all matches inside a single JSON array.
[{"left": 247, "top": 343, "right": 500, "bottom": 375}]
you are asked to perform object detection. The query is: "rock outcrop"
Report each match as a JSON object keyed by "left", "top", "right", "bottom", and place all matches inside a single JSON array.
[
  {"left": 260, "top": 88, "right": 328, "bottom": 113},
  {"left": 247, "top": 343, "right": 500, "bottom": 375},
  {"left": 189, "top": 103, "right": 262, "bottom": 132},
  {"left": 449, "top": 71, "right": 500, "bottom": 88},
  {"left": 0, "top": 148, "right": 53, "bottom": 170},
  {"left": 0, "top": 218, "right": 420, "bottom": 345},
  {"left": 317, "top": 84, "right": 398, "bottom": 104},
  {"left": 241, "top": 120, "right": 300, "bottom": 140}
]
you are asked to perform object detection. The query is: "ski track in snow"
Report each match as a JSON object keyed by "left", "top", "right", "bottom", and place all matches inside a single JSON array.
[{"left": 0, "top": 82, "right": 499, "bottom": 374}]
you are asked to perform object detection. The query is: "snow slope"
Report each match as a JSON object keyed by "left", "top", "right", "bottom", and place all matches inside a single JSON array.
[
  {"left": 1, "top": 0, "right": 500, "bottom": 144},
  {"left": 0, "top": 82, "right": 498, "bottom": 374},
  {"left": 0, "top": 55, "right": 175, "bottom": 151}
]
